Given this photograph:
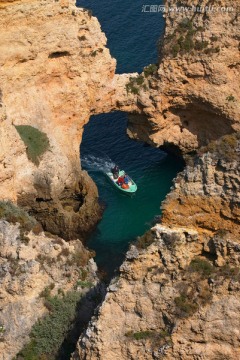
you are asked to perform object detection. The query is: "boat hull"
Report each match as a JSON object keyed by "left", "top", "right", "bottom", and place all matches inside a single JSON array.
[{"left": 105, "top": 170, "right": 137, "bottom": 194}]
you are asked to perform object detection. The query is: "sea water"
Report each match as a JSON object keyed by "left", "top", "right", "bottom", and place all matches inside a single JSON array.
[{"left": 77, "top": 0, "right": 183, "bottom": 275}]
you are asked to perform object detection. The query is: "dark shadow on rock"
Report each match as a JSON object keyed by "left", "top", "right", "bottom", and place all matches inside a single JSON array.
[{"left": 56, "top": 283, "right": 106, "bottom": 360}]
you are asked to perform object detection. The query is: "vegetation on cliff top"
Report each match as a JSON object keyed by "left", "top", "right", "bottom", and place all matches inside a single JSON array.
[
  {"left": 199, "top": 132, "right": 240, "bottom": 162},
  {"left": 15, "top": 125, "right": 50, "bottom": 166},
  {"left": 126, "top": 64, "right": 158, "bottom": 94},
  {"left": 16, "top": 291, "right": 82, "bottom": 360},
  {"left": 164, "top": 18, "right": 220, "bottom": 58},
  {"left": 0, "top": 201, "right": 42, "bottom": 241}
]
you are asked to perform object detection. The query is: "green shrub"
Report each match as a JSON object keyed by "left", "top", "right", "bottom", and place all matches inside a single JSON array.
[
  {"left": 211, "top": 35, "right": 218, "bottom": 42},
  {"left": 143, "top": 64, "right": 158, "bottom": 77},
  {"left": 172, "top": 44, "right": 180, "bottom": 57},
  {"left": 199, "top": 133, "right": 240, "bottom": 162},
  {"left": 15, "top": 125, "right": 50, "bottom": 166},
  {"left": 174, "top": 294, "right": 198, "bottom": 318},
  {"left": 126, "top": 74, "right": 149, "bottom": 94},
  {"left": 135, "top": 75, "right": 145, "bottom": 85},
  {"left": 226, "top": 94, "right": 236, "bottom": 102},
  {"left": 133, "top": 331, "right": 153, "bottom": 340},
  {"left": 179, "top": 18, "right": 193, "bottom": 31},
  {"left": 164, "top": 18, "right": 219, "bottom": 57},
  {"left": 17, "top": 291, "right": 82, "bottom": 360},
  {"left": 0, "top": 201, "right": 36, "bottom": 232},
  {"left": 194, "top": 40, "right": 209, "bottom": 51},
  {"left": 126, "top": 329, "right": 171, "bottom": 342},
  {"left": 218, "top": 264, "right": 240, "bottom": 280},
  {"left": 189, "top": 257, "right": 214, "bottom": 278},
  {"left": 66, "top": 249, "right": 90, "bottom": 267},
  {"left": 76, "top": 280, "right": 94, "bottom": 289}
]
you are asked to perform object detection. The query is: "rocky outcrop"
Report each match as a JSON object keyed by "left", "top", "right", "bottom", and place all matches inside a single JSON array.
[
  {"left": 73, "top": 138, "right": 240, "bottom": 359},
  {"left": 0, "top": 0, "right": 138, "bottom": 239},
  {"left": 127, "top": 0, "right": 240, "bottom": 153},
  {"left": 74, "top": 224, "right": 240, "bottom": 360},
  {"left": 0, "top": 219, "right": 99, "bottom": 360},
  {"left": 161, "top": 140, "right": 240, "bottom": 241},
  {"left": 71, "top": 1, "right": 240, "bottom": 359}
]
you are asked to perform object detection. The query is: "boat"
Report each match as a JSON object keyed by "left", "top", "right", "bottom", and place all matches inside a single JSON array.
[{"left": 105, "top": 169, "right": 137, "bottom": 194}]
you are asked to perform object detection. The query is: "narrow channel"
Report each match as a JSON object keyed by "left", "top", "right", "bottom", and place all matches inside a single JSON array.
[
  {"left": 81, "top": 113, "right": 184, "bottom": 276},
  {"left": 78, "top": 0, "right": 183, "bottom": 276}
]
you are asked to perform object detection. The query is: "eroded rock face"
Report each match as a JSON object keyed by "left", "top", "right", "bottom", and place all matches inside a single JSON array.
[
  {"left": 73, "top": 138, "right": 240, "bottom": 360},
  {"left": 74, "top": 224, "right": 240, "bottom": 360},
  {"left": 161, "top": 152, "right": 240, "bottom": 241},
  {"left": 127, "top": 0, "right": 240, "bottom": 153},
  {"left": 0, "top": 0, "right": 138, "bottom": 239},
  {"left": 71, "top": 1, "right": 240, "bottom": 358},
  {"left": 0, "top": 220, "right": 99, "bottom": 359}
]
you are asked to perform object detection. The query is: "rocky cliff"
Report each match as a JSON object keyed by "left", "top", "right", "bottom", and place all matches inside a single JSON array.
[
  {"left": 73, "top": 0, "right": 240, "bottom": 359},
  {"left": 0, "top": 1, "right": 137, "bottom": 358},
  {"left": 74, "top": 138, "right": 240, "bottom": 360},
  {"left": 1, "top": 0, "right": 240, "bottom": 359},
  {"left": 127, "top": 0, "right": 240, "bottom": 153},
  {"left": 0, "top": 0, "right": 137, "bottom": 239},
  {"left": 0, "top": 216, "right": 100, "bottom": 360}
]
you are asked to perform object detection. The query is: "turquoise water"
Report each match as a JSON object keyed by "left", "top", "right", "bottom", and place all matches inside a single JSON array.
[
  {"left": 81, "top": 113, "right": 183, "bottom": 275},
  {"left": 78, "top": 0, "right": 183, "bottom": 275}
]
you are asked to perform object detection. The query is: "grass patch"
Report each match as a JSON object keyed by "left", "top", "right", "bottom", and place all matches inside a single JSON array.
[
  {"left": 75, "top": 280, "right": 94, "bottom": 289},
  {"left": 189, "top": 257, "right": 214, "bottom": 278},
  {"left": 174, "top": 293, "right": 198, "bottom": 318},
  {"left": 226, "top": 94, "right": 236, "bottom": 102},
  {"left": 0, "top": 201, "right": 36, "bottom": 233},
  {"left": 15, "top": 125, "right": 50, "bottom": 166},
  {"left": 17, "top": 291, "right": 82, "bottom": 360},
  {"left": 143, "top": 64, "right": 158, "bottom": 77}
]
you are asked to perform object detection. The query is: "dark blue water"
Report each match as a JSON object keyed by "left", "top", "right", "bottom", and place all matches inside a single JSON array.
[
  {"left": 76, "top": 0, "right": 165, "bottom": 73},
  {"left": 77, "top": 1, "right": 183, "bottom": 275}
]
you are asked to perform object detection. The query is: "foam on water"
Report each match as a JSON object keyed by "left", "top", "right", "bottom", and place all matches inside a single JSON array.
[{"left": 81, "top": 154, "right": 115, "bottom": 173}]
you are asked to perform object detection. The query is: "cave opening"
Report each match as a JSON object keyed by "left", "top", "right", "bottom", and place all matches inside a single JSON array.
[{"left": 80, "top": 111, "right": 184, "bottom": 277}]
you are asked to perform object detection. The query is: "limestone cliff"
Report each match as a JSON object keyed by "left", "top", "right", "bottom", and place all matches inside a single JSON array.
[
  {"left": 72, "top": 1, "right": 240, "bottom": 359},
  {"left": 127, "top": 0, "right": 240, "bottom": 153},
  {"left": 0, "top": 0, "right": 137, "bottom": 239},
  {"left": 1, "top": 0, "right": 240, "bottom": 359},
  {"left": 0, "top": 218, "right": 100, "bottom": 360},
  {"left": 74, "top": 144, "right": 240, "bottom": 360}
]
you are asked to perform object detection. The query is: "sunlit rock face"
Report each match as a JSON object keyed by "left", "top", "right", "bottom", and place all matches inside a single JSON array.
[
  {"left": 127, "top": 0, "right": 240, "bottom": 153},
  {"left": 72, "top": 1, "right": 240, "bottom": 359},
  {"left": 0, "top": 0, "right": 138, "bottom": 238}
]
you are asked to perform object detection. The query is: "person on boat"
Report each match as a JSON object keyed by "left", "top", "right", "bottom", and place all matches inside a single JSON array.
[
  {"left": 117, "top": 175, "right": 124, "bottom": 186},
  {"left": 112, "top": 165, "right": 119, "bottom": 179},
  {"left": 124, "top": 174, "right": 130, "bottom": 184}
]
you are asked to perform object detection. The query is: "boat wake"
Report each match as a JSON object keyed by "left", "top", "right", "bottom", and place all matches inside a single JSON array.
[{"left": 81, "top": 154, "right": 115, "bottom": 173}]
